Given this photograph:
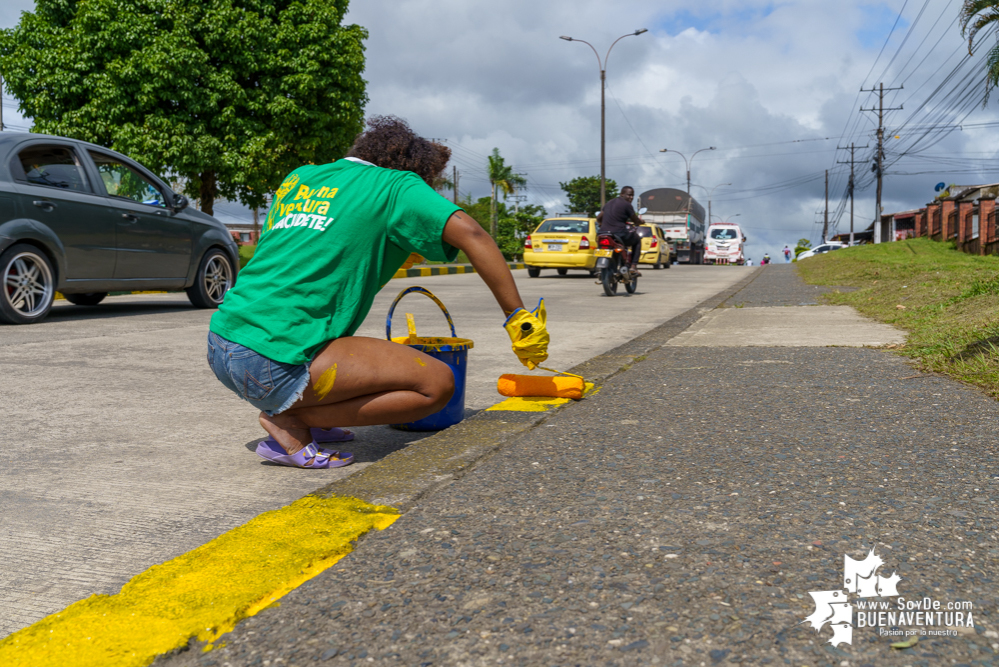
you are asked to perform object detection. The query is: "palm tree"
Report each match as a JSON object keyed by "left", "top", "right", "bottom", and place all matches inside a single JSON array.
[
  {"left": 962, "top": 0, "right": 999, "bottom": 102},
  {"left": 487, "top": 149, "right": 527, "bottom": 239}
]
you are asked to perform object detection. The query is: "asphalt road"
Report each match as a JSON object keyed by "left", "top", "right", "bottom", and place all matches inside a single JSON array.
[
  {"left": 160, "top": 265, "right": 998, "bottom": 667},
  {"left": 0, "top": 264, "right": 748, "bottom": 637}
]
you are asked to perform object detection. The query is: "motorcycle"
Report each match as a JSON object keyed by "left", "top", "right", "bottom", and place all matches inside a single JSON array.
[{"left": 593, "top": 206, "right": 647, "bottom": 296}]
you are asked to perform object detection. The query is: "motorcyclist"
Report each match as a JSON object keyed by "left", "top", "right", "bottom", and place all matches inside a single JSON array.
[
  {"left": 762, "top": 253, "right": 771, "bottom": 265},
  {"left": 596, "top": 185, "right": 644, "bottom": 277}
]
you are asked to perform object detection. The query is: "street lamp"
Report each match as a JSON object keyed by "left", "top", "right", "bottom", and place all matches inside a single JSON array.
[
  {"left": 692, "top": 181, "right": 730, "bottom": 231},
  {"left": 561, "top": 29, "right": 648, "bottom": 209},
  {"left": 659, "top": 147, "right": 716, "bottom": 195}
]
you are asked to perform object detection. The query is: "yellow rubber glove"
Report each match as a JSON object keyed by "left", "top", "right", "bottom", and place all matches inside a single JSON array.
[{"left": 503, "top": 298, "right": 549, "bottom": 370}]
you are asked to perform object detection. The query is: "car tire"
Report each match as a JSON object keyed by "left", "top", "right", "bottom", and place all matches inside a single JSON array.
[
  {"left": 0, "top": 243, "right": 56, "bottom": 325},
  {"left": 187, "top": 248, "right": 235, "bottom": 309},
  {"left": 653, "top": 258, "right": 663, "bottom": 270},
  {"left": 527, "top": 267, "right": 541, "bottom": 278},
  {"left": 557, "top": 268, "right": 568, "bottom": 276},
  {"left": 64, "top": 292, "right": 108, "bottom": 306}
]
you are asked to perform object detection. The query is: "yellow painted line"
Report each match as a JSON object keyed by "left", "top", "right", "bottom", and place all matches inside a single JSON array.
[
  {"left": 485, "top": 396, "right": 572, "bottom": 412},
  {"left": 0, "top": 495, "right": 398, "bottom": 667}
]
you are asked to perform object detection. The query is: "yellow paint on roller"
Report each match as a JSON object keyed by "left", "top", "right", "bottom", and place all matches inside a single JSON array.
[
  {"left": 0, "top": 496, "right": 397, "bottom": 667},
  {"left": 485, "top": 382, "right": 596, "bottom": 412},
  {"left": 313, "top": 363, "right": 337, "bottom": 399}
]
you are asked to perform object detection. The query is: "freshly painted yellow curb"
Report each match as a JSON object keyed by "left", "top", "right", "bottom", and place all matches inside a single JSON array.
[{"left": 0, "top": 495, "right": 398, "bottom": 667}]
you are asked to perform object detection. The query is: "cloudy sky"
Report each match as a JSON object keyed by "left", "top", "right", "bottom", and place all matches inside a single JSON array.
[{"left": 4, "top": 0, "right": 999, "bottom": 259}]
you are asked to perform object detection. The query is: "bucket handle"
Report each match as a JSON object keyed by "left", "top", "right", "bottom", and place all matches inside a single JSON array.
[{"left": 386, "top": 286, "right": 457, "bottom": 341}]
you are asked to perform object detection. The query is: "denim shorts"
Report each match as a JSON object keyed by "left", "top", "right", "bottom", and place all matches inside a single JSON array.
[{"left": 207, "top": 331, "right": 311, "bottom": 416}]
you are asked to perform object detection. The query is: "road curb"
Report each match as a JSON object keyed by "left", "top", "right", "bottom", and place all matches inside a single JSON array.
[
  {"left": 391, "top": 262, "right": 524, "bottom": 280},
  {"left": 52, "top": 264, "right": 527, "bottom": 302},
  {"left": 314, "top": 267, "right": 761, "bottom": 509}
]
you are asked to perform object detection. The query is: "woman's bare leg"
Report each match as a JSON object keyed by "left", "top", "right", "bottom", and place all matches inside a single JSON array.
[{"left": 259, "top": 337, "right": 454, "bottom": 455}]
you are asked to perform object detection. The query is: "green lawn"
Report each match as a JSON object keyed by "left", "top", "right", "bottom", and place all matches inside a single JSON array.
[
  {"left": 796, "top": 238, "right": 999, "bottom": 397},
  {"left": 238, "top": 244, "right": 256, "bottom": 269}
]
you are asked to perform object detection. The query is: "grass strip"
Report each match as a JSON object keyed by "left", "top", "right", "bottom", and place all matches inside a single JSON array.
[
  {"left": 796, "top": 237, "right": 999, "bottom": 397},
  {"left": 0, "top": 495, "right": 397, "bottom": 667}
]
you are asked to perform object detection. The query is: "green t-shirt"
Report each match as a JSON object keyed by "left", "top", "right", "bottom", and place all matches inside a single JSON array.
[{"left": 210, "top": 159, "right": 461, "bottom": 364}]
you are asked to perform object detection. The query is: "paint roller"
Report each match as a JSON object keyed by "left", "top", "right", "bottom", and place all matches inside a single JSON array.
[{"left": 498, "top": 321, "right": 585, "bottom": 399}]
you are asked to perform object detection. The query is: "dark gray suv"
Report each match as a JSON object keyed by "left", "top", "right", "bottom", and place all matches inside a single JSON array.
[{"left": 0, "top": 133, "right": 239, "bottom": 324}]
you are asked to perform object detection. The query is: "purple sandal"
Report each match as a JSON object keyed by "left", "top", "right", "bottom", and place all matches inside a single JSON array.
[
  {"left": 255, "top": 440, "right": 354, "bottom": 469},
  {"left": 310, "top": 427, "right": 355, "bottom": 443}
]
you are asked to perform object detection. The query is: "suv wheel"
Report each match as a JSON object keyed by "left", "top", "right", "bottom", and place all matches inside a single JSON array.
[
  {"left": 0, "top": 244, "right": 56, "bottom": 325},
  {"left": 64, "top": 292, "right": 108, "bottom": 306},
  {"left": 527, "top": 267, "right": 541, "bottom": 278},
  {"left": 187, "top": 248, "right": 234, "bottom": 309}
]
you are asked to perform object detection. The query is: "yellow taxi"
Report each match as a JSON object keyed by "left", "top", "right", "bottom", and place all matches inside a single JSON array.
[
  {"left": 523, "top": 216, "right": 598, "bottom": 277},
  {"left": 636, "top": 224, "right": 669, "bottom": 269}
]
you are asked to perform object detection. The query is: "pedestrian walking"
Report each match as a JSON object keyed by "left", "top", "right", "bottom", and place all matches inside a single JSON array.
[
  {"left": 783, "top": 245, "right": 792, "bottom": 263},
  {"left": 746, "top": 258, "right": 753, "bottom": 266},
  {"left": 206, "top": 116, "right": 550, "bottom": 469}
]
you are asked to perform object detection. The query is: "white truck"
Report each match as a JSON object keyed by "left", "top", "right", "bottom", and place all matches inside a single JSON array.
[
  {"left": 637, "top": 187, "right": 706, "bottom": 264},
  {"left": 704, "top": 221, "right": 746, "bottom": 265}
]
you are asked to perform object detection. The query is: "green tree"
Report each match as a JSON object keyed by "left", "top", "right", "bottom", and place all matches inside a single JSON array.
[
  {"left": 496, "top": 204, "right": 546, "bottom": 261},
  {"left": 487, "top": 148, "right": 526, "bottom": 239},
  {"left": 459, "top": 195, "right": 494, "bottom": 234},
  {"left": 559, "top": 175, "right": 619, "bottom": 216},
  {"left": 962, "top": 1, "right": 999, "bottom": 102},
  {"left": 0, "top": 0, "right": 367, "bottom": 214},
  {"left": 793, "top": 238, "right": 812, "bottom": 259}
]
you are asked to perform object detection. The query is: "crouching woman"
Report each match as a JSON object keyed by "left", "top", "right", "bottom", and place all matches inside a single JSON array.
[{"left": 206, "top": 116, "right": 548, "bottom": 468}]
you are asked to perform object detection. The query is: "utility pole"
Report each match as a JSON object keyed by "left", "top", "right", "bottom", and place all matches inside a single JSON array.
[
  {"left": 861, "top": 83, "right": 903, "bottom": 243},
  {"left": 453, "top": 166, "right": 459, "bottom": 205},
  {"left": 560, "top": 30, "right": 647, "bottom": 210},
  {"left": 0, "top": 73, "right": 4, "bottom": 132},
  {"left": 823, "top": 170, "right": 829, "bottom": 243},
  {"left": 837, "top": 142, "right": 866, "bottom": 247}
]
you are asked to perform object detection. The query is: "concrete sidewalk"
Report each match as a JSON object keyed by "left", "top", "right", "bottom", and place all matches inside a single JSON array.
[
  {"left": 162, "top": 265, "right": 998, "bottom": 666},
  {"left": 0, "top": 265, "right": 748, "bottom": 637}
]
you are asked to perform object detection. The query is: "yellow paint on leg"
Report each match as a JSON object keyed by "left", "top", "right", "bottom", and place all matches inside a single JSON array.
[
  {"left": 0, "top": 495, "right": 398, "bottom": 667},
  {"left": 313, "top": 363, "right": 337, "bottom": 400},
  {"left": 414, "top": 357, "right": 426, "bottom": 367}
]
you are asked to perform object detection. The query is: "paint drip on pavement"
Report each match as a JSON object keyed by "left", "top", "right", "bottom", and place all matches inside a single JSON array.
[{"left": 0, "top": 495, "right": 397, "bottom": 667}]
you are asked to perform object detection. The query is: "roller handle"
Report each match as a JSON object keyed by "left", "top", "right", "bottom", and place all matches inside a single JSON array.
[{"left": 386, "top": 285, "right": 458, "bottom": 341}]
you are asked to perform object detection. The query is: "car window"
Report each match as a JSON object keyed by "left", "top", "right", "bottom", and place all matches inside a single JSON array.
[
  {"left": 17, "top": 145, "right": 90, "bottom": 192},
  {"left": 828, "top": 245, "right": 842, "bottom": 251},
  {"left": 535, "top": 219, "right": 589, "bottom": 234},
  {"left": 88, "top": 151, "right": 168, "bottom": 208},
  {"left": 710, "top": 228, "right": 739, "bottom": 239},
  {"left": 635, "top": 226, "right": 654, "bottom": 237}
]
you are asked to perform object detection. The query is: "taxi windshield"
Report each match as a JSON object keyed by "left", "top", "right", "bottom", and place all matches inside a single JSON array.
[
  {"left": 535, "top": 219, "right": 589, "bottom": 234},
  {"left": 710, "top": 228, "right": 739, "bottom": 240}
]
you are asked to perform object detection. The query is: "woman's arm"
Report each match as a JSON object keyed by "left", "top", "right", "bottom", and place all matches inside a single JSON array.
[{"left": 441, "top": 211, "right": 525, "bottom": 316}]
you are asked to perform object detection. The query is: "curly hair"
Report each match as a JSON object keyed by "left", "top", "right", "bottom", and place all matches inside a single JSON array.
[{"left": 346, "top": 116, "right": 451, "bottom": 185}]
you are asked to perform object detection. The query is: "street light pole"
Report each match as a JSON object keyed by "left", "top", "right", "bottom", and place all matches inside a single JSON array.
[
  {"left": 659, "top": 147, "right": 716, "bottom": 254},
  {"left": 561, "top": 29, "right": 647, "bottom": 210},
  {"left": 692, "top": 182, "right": 731, "bottom": 232}
]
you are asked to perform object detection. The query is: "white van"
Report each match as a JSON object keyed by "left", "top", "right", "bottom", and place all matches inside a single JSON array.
[{"left": 704, "top": 222, "right": 746, "bottom": 265}]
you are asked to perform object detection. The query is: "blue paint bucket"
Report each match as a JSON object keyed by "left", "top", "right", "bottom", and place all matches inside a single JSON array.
[{"left": 386, "top": 286, "right": 473, "bottom": 431}]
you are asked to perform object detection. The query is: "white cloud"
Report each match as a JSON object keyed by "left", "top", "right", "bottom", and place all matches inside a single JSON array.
[{"left": 4, "top": 0, "right": 999, "bottom": 257}]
